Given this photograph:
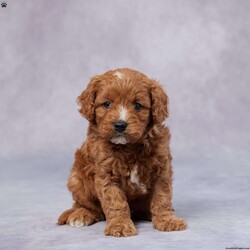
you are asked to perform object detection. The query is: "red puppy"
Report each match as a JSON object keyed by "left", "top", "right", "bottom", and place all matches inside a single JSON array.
[{"left": 58, "top": 68, "right": 187, "bottom": 237}]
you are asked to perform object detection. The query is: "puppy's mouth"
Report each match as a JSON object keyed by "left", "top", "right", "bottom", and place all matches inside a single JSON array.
[{"left": 110, "top": 134, "right": 128, "bottom": 145}]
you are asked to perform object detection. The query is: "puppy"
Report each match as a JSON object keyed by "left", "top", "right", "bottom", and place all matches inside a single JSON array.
[{"left": 57, "top": 68, "right": 187, "bottom": 237}]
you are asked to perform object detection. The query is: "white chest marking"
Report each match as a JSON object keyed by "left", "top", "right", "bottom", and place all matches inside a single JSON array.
[
  {"left": 119, "top": 106, "right": 127, "bottom": 121},
  {"left": 130, "top": 166, "right": 139, "bottom": 185},
  {"left": 130, "top": 165, "right": 147, "bottom": 193}
]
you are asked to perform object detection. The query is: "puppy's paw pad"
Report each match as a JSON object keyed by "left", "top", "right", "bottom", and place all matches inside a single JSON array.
[
  {"left": 153, "top": 215, "right": 187, "bottom": 232},
  {"left": 104, "top": 219, "right": 137, "bottom": 237}
]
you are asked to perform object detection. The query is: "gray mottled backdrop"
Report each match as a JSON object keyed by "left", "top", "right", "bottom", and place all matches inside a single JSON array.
[{"left": 0, "top": 1, "right": 250, "bottom": 249}]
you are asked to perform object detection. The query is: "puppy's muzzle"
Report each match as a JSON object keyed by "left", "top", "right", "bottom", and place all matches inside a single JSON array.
[{"left": 113, "top": 121, "right": 128, "bottom": 133}]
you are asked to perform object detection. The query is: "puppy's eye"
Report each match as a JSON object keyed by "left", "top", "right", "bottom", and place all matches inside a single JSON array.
[
  {"left": 103, "top": 101, "right": 111, "bottom": 109},
  {"left": 134, "top": 102, "right": 142, "bottom": 111}
]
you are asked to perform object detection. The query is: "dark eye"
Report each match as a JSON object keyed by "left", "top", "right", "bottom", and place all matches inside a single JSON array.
[
  {"left": 103, "top": 101, "right": 111, "bottom": 109},
  {"left": 134, "top": 102, "right": 142, "bottom": 111}
]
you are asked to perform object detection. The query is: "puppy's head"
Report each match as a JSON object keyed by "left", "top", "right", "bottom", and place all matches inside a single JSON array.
[{"left": 77, "top": 68, "right": 168, "bottom": 144}]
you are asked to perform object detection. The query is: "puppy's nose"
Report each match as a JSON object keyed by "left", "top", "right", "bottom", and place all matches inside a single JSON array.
[{"left": 113, "top": 121, "right": 128, "bottom": 133}]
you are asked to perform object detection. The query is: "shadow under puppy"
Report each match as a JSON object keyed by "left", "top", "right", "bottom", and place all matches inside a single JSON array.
[{"left": 58, "top": 68, "right": 187, "bottom": 237}]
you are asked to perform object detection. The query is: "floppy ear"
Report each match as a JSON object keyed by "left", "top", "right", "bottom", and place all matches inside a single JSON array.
[
  {"left": 76, "top": 76, "right": 100, "bottom": 123},
  {"left": 150, "top": 80, "right": 169, "bottom": 123}
]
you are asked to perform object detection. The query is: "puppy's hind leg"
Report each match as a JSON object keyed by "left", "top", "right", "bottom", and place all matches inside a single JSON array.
[
  {"left": 57, "top": 202, "right": 104, "bottom": 227},
  {"left": 58, "top": 166, "right": 104, "bottom": 227},
  {"left": 67, "top": 206, "right": 104, "bottom": 227},
  {"left": 57, "top": 207, "right": 75, "bottom": 225}
]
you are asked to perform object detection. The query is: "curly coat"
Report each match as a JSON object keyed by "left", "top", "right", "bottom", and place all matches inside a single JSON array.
[{"left": 57, "top": 68, "right": 187, "bottom": 237}]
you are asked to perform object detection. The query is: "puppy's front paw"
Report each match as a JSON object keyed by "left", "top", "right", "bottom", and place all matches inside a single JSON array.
[
  {"left": 153, "top": 214, "right": 187, "bottom": 232},
  {"left": 104, "top": 218, "right": 137, "bottom": 237}
]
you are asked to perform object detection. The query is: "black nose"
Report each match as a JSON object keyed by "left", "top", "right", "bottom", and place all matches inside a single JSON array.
[{"left": 113, "top": 121, "right": 128, "bottom": 133}]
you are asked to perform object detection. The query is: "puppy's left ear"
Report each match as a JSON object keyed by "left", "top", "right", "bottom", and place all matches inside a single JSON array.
[
  {"left": 150, "top": 80, "right": 169, "bottom": 123},
  {"left": 76, "top": 76, "right": 100, "bottom": 123}
]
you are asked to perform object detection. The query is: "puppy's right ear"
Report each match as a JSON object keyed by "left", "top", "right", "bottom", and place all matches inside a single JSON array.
[{"left": 76, "top": 76, "right": 100, "bottom": 123}]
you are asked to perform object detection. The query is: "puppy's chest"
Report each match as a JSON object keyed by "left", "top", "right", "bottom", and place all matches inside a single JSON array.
[{"left": 121, "top": 163, "right": 153, "bottom": 196}]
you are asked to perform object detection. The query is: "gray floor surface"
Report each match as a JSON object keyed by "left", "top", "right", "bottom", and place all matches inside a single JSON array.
[{"left": 1, "top": 156, "right": 249, "bottom": 250}]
